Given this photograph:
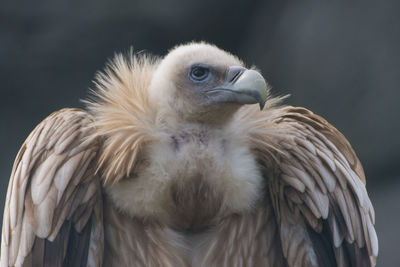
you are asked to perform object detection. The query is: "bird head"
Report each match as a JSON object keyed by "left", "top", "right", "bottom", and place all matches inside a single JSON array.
[{"left": 149, "top": 42, "right": 269, "bottom": 125}]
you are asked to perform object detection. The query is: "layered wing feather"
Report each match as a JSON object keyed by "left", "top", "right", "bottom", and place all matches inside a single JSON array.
[
  {"left": 1, "top": 108, "right": 103, "bottom": 267},
  {"left": 248, "top": 106, "right": 377, "bottom": 267}
]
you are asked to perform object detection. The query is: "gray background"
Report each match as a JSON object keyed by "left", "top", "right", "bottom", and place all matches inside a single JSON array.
[{"left": 1, "top": 0, "right": 399, "bottom": 265}]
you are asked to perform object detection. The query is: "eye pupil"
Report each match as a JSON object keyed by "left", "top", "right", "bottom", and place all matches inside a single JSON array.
[
  {"left": 193, "top": 68, "right": 205, "bottom": 77},
  {"left": 190, "top": 66, "right": 209, "bottom": 81}
]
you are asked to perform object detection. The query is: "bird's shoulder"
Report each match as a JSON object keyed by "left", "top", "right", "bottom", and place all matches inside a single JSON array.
[
  {"left": 1, "top": 108, "right": 104, "bottom": 267},
  {"left": 240, "top": 105, "right": 377, "bottom": 266}
]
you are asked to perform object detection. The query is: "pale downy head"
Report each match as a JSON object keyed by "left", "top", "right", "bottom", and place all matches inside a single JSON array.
[{"left": 149, "top": 42, "right": 269, "bottom": 125}]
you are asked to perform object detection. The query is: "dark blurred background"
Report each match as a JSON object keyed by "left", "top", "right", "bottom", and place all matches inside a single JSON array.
[{"left": 1, "top": 0, "right": 399, "bottom": 265}]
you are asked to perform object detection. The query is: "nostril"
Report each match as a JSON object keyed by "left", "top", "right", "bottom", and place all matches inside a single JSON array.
[
  {"left": 227, "top": 66, "right": 246, "bottom": 83},
  {"left": 230, "top": 70, "right": 243, "bottom": 83}
]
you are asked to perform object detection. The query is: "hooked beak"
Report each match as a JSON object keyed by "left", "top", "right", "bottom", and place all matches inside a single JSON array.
[{"left": 205, "top": 66, "right": 268, "bottom": 110}]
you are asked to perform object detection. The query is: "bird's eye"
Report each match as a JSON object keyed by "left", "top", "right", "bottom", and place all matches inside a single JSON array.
[{"left": 190, "top": 66, "right": 210, "bottom": 82}]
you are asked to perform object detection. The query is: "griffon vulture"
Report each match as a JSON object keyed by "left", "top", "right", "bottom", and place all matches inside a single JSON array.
[{"left": 1, "top": 42, "right": 378, "bottom": 267}]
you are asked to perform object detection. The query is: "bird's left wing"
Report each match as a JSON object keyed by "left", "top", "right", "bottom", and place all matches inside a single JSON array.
[
  {"left": 1, "top": 108, "right": 103, "bottom": 267},
  {"left": 247, "top": 106, "right": 378, "bottom": 267}
]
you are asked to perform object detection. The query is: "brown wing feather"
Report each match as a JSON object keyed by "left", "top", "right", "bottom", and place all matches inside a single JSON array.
[
  {"left": 245, "top": 106, "right": 377, "bottom": 267},
  {"left": 1, "top": 108, "right": 103, "bottom": 267}
]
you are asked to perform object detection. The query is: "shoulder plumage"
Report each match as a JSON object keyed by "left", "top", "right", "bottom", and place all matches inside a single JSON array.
[
  {"left": 1, "top": 108, "right": 103, "bottom": 267},
  {"left": 243, "top": 105, "right": 377, "bottom": 266}
]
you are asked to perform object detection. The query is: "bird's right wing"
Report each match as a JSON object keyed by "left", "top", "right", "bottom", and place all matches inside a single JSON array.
[{"left": 1, "top": 108, "right": 103, "bottom": 267}]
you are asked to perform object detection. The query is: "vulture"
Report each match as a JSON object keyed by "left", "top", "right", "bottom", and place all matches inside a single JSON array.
[{"left": 0, "top": 42, "right": 378, "bottom": 267}]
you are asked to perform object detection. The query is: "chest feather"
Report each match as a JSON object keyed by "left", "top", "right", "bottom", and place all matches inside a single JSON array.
[{"left": 105, "top": 130, "right": 263, "bottom": 230}]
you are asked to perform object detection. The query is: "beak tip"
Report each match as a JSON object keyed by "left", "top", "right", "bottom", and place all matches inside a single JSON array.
[
  {"left": 259, "top": 101, "right": 265, "bottom": 110},
  {"left": 235, "top": 69, "right": 268, "bottom": 110}
]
